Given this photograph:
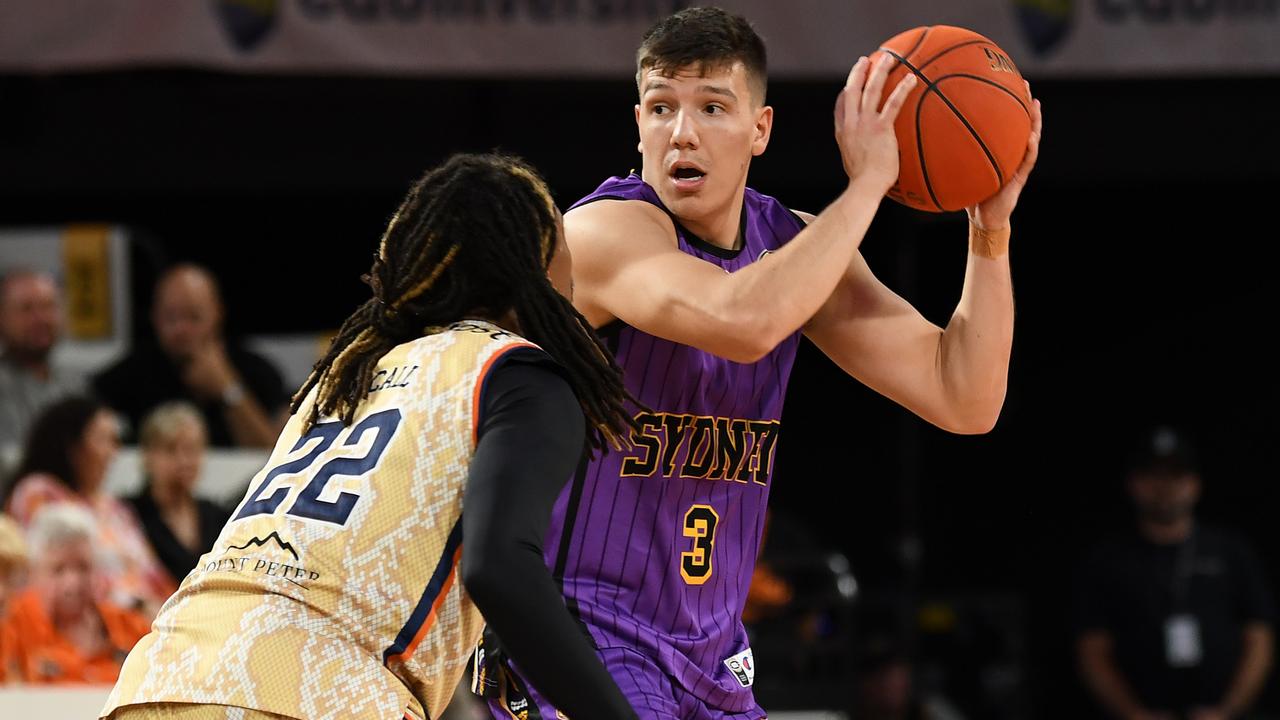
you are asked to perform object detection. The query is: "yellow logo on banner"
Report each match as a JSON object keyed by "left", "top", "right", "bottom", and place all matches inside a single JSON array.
[{"left": 61, "top": 224, "right": 112, "bottom": 340}]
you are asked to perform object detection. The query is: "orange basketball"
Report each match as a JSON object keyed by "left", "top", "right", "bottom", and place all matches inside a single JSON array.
[{"left": 872, "top": 26, "right": 1032, "bottom": 213}]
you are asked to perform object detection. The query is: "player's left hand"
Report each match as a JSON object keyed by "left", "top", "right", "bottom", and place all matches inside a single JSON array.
[{"left": 967, "top": 81, "right": 1042, "bottom": 231}]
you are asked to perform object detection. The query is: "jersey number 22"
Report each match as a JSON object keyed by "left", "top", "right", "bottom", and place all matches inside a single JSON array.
[{"left": 233, "top": 408, "right": 402, "bottom": 526}]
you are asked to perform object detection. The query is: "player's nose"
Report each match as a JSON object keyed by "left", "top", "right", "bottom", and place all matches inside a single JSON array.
[{"left": 670, "top": 109, "right": 699, "bottom": 149}]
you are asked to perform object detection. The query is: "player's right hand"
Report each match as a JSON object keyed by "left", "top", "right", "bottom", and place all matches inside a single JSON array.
[{"left": 834, "top": 54, "right": 916, "bottom": 192}]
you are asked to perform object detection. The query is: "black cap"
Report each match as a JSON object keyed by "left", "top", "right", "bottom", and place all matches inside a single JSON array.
[{"left": 1128, "top": 425, "right": 1198, "bottom": 476}]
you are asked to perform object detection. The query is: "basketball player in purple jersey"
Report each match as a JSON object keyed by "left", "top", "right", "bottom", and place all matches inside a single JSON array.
[{"left": 474, "top": 7, "right": 1043, "bottom": 719}]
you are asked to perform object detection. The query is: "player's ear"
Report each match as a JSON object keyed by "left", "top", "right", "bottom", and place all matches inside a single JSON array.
[
  {"left": 752, "top": 105, "right": 773, "bottom": 157},
  {"left": 634, "top": 104, "right": 643, "bottom": 153}
]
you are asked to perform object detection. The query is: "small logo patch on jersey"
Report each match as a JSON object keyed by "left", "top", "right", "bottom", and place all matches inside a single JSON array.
[
  {"left": 724, "top": 647, "right": 755, "bottom": 687},
  {"left": 226, "top": 531, "right": 300, "bottom": 560},
  {"left": 506, "top": 694, "right": 531, "bottom": 720}
]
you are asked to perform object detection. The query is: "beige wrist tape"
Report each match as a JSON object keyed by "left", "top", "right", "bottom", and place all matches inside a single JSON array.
[{"left": 969, "top": 222, "right": 1011, "bottom": 259}]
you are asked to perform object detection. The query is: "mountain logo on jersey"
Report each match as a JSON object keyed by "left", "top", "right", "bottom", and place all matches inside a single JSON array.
[
  {"left": 212, "top": 0, "right": 280, "bottom": 53},
  {"left": 226, "top": 531, "right": 300, "bottom": 560}
]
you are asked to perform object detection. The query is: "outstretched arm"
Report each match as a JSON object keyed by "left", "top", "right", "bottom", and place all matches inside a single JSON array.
[
  {"left": 569, "top": 55, "right": 916, "bottom": 363},
  {"left": 804, "top": 90, "right": 1042, "bottom": 433}
]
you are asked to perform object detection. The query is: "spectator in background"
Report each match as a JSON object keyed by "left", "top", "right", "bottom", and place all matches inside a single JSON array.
[
  {"left": 0, "top": 513, "right": 27, "bottom": 614},
  {"left": 0, "top": 513, "right": 27, "bottom": 684},
  {"left": 128, "top": 401, "right": 229, "bottom": 585},
  {"left": 0, "top": 504, "right": 150, "bottom": 684},
  {"left": 854, "top": 632, "right": 965, "bottom": 720},
  {"left": 93, "top": 263, "right": 286, "bottom": 448},
  {"left": 0, "top": 269, "right": 84, "bottom": 463},
  {"left": 3, "top": 396, "right": 174, "bottom": 616},
  {"left": 743, "top": 509, "right": 795, "bottom": 625},
  {"left": 1075, "top": 426, "right": 1275, "bottom": 720}
]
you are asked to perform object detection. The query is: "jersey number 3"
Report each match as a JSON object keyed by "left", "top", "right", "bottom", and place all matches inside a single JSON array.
[
  {"left": 680, "top": 504, "right": 720, "bottom": 585},
  {"left": 233, "top": 408, "right": 402, "bottom": 526}
]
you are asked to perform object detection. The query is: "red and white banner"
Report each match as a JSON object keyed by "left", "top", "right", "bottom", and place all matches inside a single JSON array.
[{"left": 1, "top": 1, "right": 1277, "bottom": 77}]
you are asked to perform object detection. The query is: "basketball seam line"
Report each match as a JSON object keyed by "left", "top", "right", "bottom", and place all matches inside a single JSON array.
[
  {"left": 925, "top": 81, "right": 1006, "bottom": 201},
  {"left": 932, "top": 72, "right": 1031, "bottom": 116},
  {"left": 911, "top": 90, "right": 943, "bottom": 212},
  {"left": 902, "top": 26, "right": 933, "bottom": 62},
  {"left": 916, "top": 39, "right": 997, "bottom": 73},
  {"left": 881, "top": 48, "right": 943, "bottom": 211},
  {"left": 881, "top": 48, "right": 1006, "bottom": 206}
]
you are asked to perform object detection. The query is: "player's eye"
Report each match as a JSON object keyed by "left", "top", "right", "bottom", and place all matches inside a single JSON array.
[
  {"left": 705, "top": 104, "right": 725, "bottom": 115},
  {"left": 652, "top": 104, "right": 670, "bottom": 115}
]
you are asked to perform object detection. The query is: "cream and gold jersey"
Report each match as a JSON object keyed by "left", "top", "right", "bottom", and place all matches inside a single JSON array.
[{"left": 102, "top": 321, "right": 542, "bottom": 720}]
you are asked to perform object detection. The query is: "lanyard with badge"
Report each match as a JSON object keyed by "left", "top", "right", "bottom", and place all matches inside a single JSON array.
[{"left": 1165, "top": 529, "right": 1201, "bottom": 667}]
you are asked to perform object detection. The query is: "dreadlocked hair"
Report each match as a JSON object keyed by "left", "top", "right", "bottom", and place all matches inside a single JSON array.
[{"left": 292, "top": 152, "right": 638, "bottom": 451}]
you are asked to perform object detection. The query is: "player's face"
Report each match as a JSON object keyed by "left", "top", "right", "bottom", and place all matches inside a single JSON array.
[
  {"left": 636, "top": 62, "right": 772, "bottom": 228},
  {"left": 545, "top": 215, "right": 573, "bottom": 301}
]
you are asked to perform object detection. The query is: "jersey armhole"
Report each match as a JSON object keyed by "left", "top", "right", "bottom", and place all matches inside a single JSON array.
[
  {"left": 568, "top": 193, "right": 629, "bottom": 211},
  {"left": 785, "top": 207, "right": 811, "bottom": 229},
  {"left": 470, "top": 344, "right": 552, "bottom": 447}
]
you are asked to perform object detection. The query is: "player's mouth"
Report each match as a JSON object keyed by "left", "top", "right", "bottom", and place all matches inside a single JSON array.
[{"left": 669, "top": 161, "right": 707, "bottom": 192}]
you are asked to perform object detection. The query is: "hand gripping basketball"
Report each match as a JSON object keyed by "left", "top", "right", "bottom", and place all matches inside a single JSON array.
[
  {"left": 834, "top": 54, "right": 918, "bottom": 193},
  {"left": 872, "top": 26, "right": 1036, "bottom": 213}
]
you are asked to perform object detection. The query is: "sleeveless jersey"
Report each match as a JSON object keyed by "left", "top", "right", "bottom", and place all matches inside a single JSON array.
[
  {"left": 549, "top": 174, "right": 805, "bottom": 713},
  {"left": 103, "top": 321, "right": 542, "bottom": 720}
]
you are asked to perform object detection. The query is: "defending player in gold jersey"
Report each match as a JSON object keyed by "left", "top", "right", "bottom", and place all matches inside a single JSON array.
[{"left": 101, "top": 153, "right": 640, "bottom": 720}]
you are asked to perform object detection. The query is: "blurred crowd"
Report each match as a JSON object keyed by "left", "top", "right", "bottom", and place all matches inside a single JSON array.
[
  {"left": 0, "top": 263, "right": 1274, "bottom": 720},
  {"left": 0, "top": 263, "right": 282, "bottom": 685},
  {"left": 740, "top": 425, "right": 1276, "bottom": 719}
]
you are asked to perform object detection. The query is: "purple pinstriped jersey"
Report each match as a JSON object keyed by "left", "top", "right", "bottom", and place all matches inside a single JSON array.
[{"left": 547, "top": 174, "right": 805, "bottom": 714}]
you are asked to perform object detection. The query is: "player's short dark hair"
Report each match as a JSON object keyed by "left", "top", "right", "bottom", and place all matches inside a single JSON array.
[
  {"left": 636, "top": 6, "right": 768, "bottom": 104},
  {"left": 293, "top": 153, "right": 636, "bottom": 451}
]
